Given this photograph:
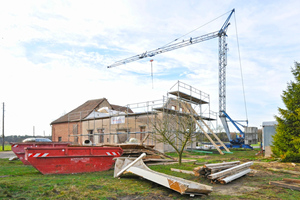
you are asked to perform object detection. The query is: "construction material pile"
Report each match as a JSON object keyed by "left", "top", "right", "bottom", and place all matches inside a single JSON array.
[
  {"left": 194, "top": 161, "right": 253, "bottom": 184},
  {"left": 102, "top": 143, "right": 176, "bottom": 165},
  {"left": 114, "top": 153, "right": 213, "bottom": 197}
]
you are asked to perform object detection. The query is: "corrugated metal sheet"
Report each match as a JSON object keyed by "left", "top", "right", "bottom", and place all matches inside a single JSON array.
[{"left": 262, "top": 121, "right": 278, "bottom": 148}]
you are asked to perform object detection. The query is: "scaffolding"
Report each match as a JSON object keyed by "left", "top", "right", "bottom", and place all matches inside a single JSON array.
[{"left": 67, "top": 81, "right": 221, "bottom": 152}]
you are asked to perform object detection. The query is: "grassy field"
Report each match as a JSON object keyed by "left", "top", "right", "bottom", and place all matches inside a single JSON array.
[
  {"left": 1, "top": 149, "right": 300, "bottom": 199},
  {"left": 0, "top": 145, "right": 11, "bottom": 151}
]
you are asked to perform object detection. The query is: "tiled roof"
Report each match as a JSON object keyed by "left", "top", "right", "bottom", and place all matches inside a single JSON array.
[
  {"left": 51, "top": 98, "right": 106, "bottom": 124},
  {"left": 110, "top": 104, "right": 134, "bottom": 113}
]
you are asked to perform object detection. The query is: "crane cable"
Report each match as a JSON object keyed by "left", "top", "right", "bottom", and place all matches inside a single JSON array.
[
  {"left": 161, "top": 10, "right": 233, "bottom": 48},
  {"left": 233, "top": 12, "right": 248, "bottom": 125}
]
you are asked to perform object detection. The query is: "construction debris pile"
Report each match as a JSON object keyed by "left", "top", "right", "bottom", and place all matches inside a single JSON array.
[
  {"left": 102, "top": 143, "right": 177, "bottom": 165},
  {"left": 114, "top": 153, "right": 213, "bottom": 197},
  {"left": 194, "top": 161, "right": 253, "bottom": 184}
]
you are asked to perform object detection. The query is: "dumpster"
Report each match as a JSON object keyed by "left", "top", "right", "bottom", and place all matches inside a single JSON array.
[
  {"left": 25, "top": 146, "right": 123, "bottom": 174},
  {"left": 11, "top": 142, "right": 70, "bottom": 165}
]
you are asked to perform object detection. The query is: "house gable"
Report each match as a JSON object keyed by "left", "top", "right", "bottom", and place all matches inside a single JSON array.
[{"left": 51, "top": 98, "right": 109, "bottom": 124}]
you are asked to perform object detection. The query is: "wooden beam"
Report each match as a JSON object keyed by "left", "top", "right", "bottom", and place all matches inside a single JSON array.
[
  {"left": 283, "top": 178, "right": 300, "bottom": 184},
  {"left": 147, "top": 159, "right": 197, "bottom": 166},
  {"left": 269, "top": 181, "right": 300, "bottom": 191},
  {"left": 183, "top": 102, "right": 230, "bottom": 152},
  {"left": 207, "top": 162, "right": 253, "bottom": 180},
  {"left": 267, "top": 168, "right": 300, "bottom": 175},
  {"left": 143, "top": 146, "right": 176, "bottom": 160},
  {"left": 171, "top": 168, "right": 195, "bottom": 175},
  {"left": 180, "top": 102, "right": 224, "bottom": 155},
  {"left": 140, "top": 133, "right": 150, "bottom": 145},
  {"left": 204, "top": 161, "right": 240, "bottom": 168},
  {"left": 193, "top": 166, "right": 203, "bottom": 176}
]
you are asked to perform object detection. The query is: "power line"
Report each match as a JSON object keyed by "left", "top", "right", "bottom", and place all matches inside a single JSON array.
[
  {"left": 234, "top": 12, "right": 248, "bottom": 125},
  {"left": 161, "top": 10, "right": 233, "bottom": 48}
]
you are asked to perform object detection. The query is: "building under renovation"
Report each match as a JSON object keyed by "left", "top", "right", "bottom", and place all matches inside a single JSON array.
[{"left": 51, "top": 81, "right": 219, "bottom": 152}]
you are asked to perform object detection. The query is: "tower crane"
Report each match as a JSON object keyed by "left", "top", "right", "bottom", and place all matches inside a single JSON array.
[{"left": 108, "top": 9, "right": 251, "bottom": 148}]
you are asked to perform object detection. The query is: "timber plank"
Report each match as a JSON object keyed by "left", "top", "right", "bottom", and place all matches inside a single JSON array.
[{"left": 269, "top": 181, "right": 300, "bottom": 191}]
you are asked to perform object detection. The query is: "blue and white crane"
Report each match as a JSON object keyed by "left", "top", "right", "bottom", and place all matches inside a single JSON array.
[{"left": 108, "top": 9, "right": 251, "bottom": 148}]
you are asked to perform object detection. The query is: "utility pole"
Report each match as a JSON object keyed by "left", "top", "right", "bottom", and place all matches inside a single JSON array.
[
  {"left": 2, "top": 103, "right": 4, "bottom": 151},
  {"left": 33, "top": 126, "right": 35, "bottom": 137}
]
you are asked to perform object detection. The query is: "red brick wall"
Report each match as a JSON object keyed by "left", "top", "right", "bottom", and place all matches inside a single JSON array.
[{"left": 51, "top": 122, "right": 82, "bottom": 143}]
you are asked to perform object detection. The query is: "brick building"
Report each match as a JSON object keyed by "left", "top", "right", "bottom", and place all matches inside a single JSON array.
[{"left": 50, "top": 81, "right": 216, "bottom": 152}]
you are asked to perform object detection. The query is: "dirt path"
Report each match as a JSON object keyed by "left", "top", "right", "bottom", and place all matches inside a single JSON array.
[{"left": 0, "top": 151, "right": 15, "bottom": 159}]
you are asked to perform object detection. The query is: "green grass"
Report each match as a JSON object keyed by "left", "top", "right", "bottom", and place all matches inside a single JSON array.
[
  {"left": 0, "top": 150, "right": 299, "bottom": 199},
  {"left": 167, "top": 148, "right": 263, "bottom": 163},
  {"left": 0, "top": 145, "right": 11, "bottom": 151},
  {"left": 251, "top": 142, "right": 261, "bottom": 147}
]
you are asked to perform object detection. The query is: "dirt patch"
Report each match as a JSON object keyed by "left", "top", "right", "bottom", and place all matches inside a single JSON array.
[
  {"left": 0, "top": 151, "right": 15, "bottom": 159},
  {"left": 212, "top": 176, "right": 259, "bottom": 196},
  {"left": 118, "top": 194, "right": 174, "bottom": 200},
  {"left": 252, "top": 161, "right": 300, "bottom": 173},
  {"left": 250, "top": 169, "right": 275, "bottom": 177},
  {"left": 214, "top": 185, "right": 259, "bottom": 196}
]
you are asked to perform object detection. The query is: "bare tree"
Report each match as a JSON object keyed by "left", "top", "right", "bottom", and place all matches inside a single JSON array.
[{"left": 151, "top": 111, "right": 196, "bottom": 165}]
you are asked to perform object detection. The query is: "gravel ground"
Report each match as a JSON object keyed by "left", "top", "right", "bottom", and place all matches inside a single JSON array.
[{"left": 0, "top": 151, "right": 15, "bottom": 159}]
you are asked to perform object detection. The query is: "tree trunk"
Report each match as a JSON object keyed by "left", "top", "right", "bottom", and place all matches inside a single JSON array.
[{"left": 178, "top": 152, "right": 182, "bottom": 165}]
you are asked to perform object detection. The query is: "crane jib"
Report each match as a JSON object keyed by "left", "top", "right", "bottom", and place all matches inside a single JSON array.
[
  {"left": 106, "top": 9, "right": 252, "bottom": 149},
  {"left": 107, "top": 9, "right": 234, "bottom": 68},
  {"left": 107, "top": 31, "right": 220, "bottom": 68}
]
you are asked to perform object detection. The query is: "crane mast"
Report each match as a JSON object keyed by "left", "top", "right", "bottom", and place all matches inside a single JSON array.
[{"left": 108, "top": 9, "right": 238, "bottom": 143}]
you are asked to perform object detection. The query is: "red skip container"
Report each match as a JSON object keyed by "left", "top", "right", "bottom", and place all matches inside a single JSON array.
[
  {"left": 11, "top": 142, "right": 70, "bottom": 165},
  {"left": 25, "top": 146, "right": 123, "bottom": 175}
]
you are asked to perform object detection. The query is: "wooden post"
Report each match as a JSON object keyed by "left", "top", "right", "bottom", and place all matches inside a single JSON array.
[
  {"left": 171, "top": 168, "right": 195, "bottom": 175},
  {"left": 140, "top": 132, "right": 150, "bottom": 145}
]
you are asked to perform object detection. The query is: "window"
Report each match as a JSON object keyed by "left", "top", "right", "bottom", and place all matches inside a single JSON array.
[
  {"left": 171, "top": 105, "right": 176, "bottom": 110},
  {"left": 58, "top": 137, "right": 62, "bottom": 142},
  {"left": 97, "top": 128, "right": 104, "bottom": 143},
  {"left": 73, "top": 124, "right": 79, "bottom": 144},
  {"left": 73, "top": 124, "right": 78, "bottom": 135},
  {"left": 139, "top": 126, "right": 146, "bottom": 142},
  {"left": 99, "top": 135, "right": 104, "bottom": 143},
  {"left": 74, "top": 136, "right": 78, "bottom": 144}
]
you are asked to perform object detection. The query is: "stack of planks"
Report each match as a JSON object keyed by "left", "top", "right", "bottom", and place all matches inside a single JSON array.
[
  {"left": 194, "top": 161, "right": 253, "bottom": 184},
  {"left": 102, "top": 143, "right": 176, "bottom": 164}
]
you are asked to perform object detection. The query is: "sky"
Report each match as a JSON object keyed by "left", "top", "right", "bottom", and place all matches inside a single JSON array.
[{"left": 0, "top": 0, "right": 299, "bottom": 137}]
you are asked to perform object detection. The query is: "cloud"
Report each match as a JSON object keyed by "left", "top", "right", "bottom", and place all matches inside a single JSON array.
[{"left": 0, "top": 0, "right": 299, "bottom": 136}]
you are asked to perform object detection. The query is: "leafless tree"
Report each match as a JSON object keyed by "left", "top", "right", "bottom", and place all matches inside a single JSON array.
[{"left": 151, "top": 111, "right": 196, "bottom": 165}]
